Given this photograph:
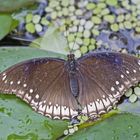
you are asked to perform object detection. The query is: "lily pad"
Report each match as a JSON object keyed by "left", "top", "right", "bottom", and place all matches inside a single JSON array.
[
  {"left": 65, "top": 113, "right": 140, "bottom": 140},
  {"left": 0, "top": 0, "right": 36, "bottom": 13},
  {"left": 0, "top": 47, "right": 66, "bottom": 72},
  {"left": 0, "top": 14, "right": 18, "bottom": 40}
]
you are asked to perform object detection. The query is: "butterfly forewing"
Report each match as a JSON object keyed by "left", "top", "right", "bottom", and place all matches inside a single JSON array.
[
  {"left": 0, "top": 58, "right": 78, "bottom": 119},
  {"left": 77, "top": 52, "right": 140, "bottom": 117}
]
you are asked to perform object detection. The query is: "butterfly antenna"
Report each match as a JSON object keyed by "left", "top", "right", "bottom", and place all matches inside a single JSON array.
[
  {"left": 70, "top": 26, "right": 79, "bottom": 55},
  {"left": 61, "top": 17, "right": 79, "bottom": 55},
  {"left": 64, "top": 23, "right": 72, "bottom": 54}
]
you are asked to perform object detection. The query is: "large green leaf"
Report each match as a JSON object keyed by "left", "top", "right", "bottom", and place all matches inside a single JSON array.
[
  {"left": 0, "top": 0, "right": 36, "bottom": 13},
  {"left": 66, "top": 113, "right": 140, "bottom": 140},
  {"left": 0, "top": 14, "right": 18, "bottom": 40},
  {"left": 0, "top": 47, "right": 66, "bottom": 72}
]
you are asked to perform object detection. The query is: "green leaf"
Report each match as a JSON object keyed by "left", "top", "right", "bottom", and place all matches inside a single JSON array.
[
  {"left": 0, "top": 0, "right": 36, "bottom": 13},
  {"left": 0, "top": 47, "right": 66, "bottom": 72},
  {"left": 30, "top": 27, "right": 69, "bottom": 56},
  {"left": 66, "top": 113, "right": 140, "bottom": 140},
  {"left": 0, "top": 14, "right": 18, "bottom": 40}
]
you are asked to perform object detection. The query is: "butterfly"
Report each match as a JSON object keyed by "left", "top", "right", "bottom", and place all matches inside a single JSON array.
[{"left": 0, "top": 52, "right": 140, "bottom": 120}]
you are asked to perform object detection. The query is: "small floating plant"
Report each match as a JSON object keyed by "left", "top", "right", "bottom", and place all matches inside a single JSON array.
[
  {"left": 11, "top": 0, "right": 140, "bottom": 58},
  {"left": 125, "top": 85, "right": 140, "bottom": 103}
]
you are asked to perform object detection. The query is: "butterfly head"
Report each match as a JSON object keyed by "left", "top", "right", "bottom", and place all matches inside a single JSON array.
[{"left": 67, "top": 54, "right": 75, "bottom": 61}]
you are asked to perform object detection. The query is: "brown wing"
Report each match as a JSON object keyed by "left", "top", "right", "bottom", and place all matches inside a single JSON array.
[
  {"left": 77, "top": 52, "right": 140, "bottom": 118},
  {"left": 0, "top": 58, "right": 78, "bottom": 119}
]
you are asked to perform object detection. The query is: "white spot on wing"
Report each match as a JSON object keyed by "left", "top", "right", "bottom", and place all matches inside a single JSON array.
[
  {"left": 108, "top": 97, "right": 116, "bottom": 103},
  {"left": 113, "top": 91, "right": 120, "bottom": 98},
  {"left": 115, "top": 81, "right": 119, "bottom": 85},
  {"left": 82, "top": 106, "right": 88, "bottom": 114},
  {"left": 138, "top": 60, "right": 140, "bottom": 65},
  {"left": 121, "top": 74, "right": 124, "bottom": 78},
  {"left": 108, "top": 94, "right": 114, "bottom": 98},
  {"left": 35, "top": 94, "right": 39, "bottom": 99},
  {"left": 29, "top": 89, "right": 33, "bottom": 93},
  {"left": 24, "top": 94, "right": 31, "bottom": 102},
  {"left": 46, "top": 105, "right": 53, "bottom": 114},
  {"left": 87, "top": 102, "right": 96, "bottom": 113},
  {"left": 53, "top": 105, "right": 60, "bottom": 116},
  {"left": 31, "top": 99, "right": 38, "bottom": 106},
  {"left": 2, "top": 73, "right": 6, "bottom": 76},
  {"left": 38, "top": 104, "right": 46, "bottom": 113},
  {"left": 111, "top": 87, "right": 115, "bottom": 91},
  {"left": 39, "top": 101, "right": 43, "bottom": 106},
  {"left": 17, "top": 90, "right": 24, "bottom": 97},
  {"left": 2, "top": 75, "right": 7, "bottom": 81},
  {"left": 133, "top": 69, "right": 136, "bottom": 73},
  {"left": 102, "top": 98, "right": 111, "bottom": 107},
  {"left": 12, "top": 89, "right": 16, "bottom": 93},
  {"left": 102, "top": 95, "right": 105, "bottom": 98},
  {"left": 17, "top": 81, "right": 21, "bottom": 84},
  {"left": 23, "top": 84, "right": 27, "bottom": 87},
  {"left": 124, "top": 80, "right": 130, "bottom": 85},
  {"left": 61, "top": 106, "right": 70, "bottom": 116},
  {"left": 95, "top": 100, "right": 104, "bottom": 113},
  {"left": 119, "top": 85, "right": 124, "bottom": 92},
  {"left": 126, "top": 70, "right": 130, "bottom": 74},
  {"left": 10, "top": 81, "right": 13, "bottom": 85}
]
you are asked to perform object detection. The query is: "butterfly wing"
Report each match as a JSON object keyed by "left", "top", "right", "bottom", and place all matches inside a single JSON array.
[
  {"left": 0, "top": 58, "right": 78, "bottom": 119},
  {"left": 77, "top": 52, "right": 140, "bottom": 118}
]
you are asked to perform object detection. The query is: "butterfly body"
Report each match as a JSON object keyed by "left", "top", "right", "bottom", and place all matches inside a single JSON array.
[
  {"left": 0, "top": 52, "right": 140, "bottom": 120},
  {"left": 67, "top": 54, "right": 79, "bottom": 97}
]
